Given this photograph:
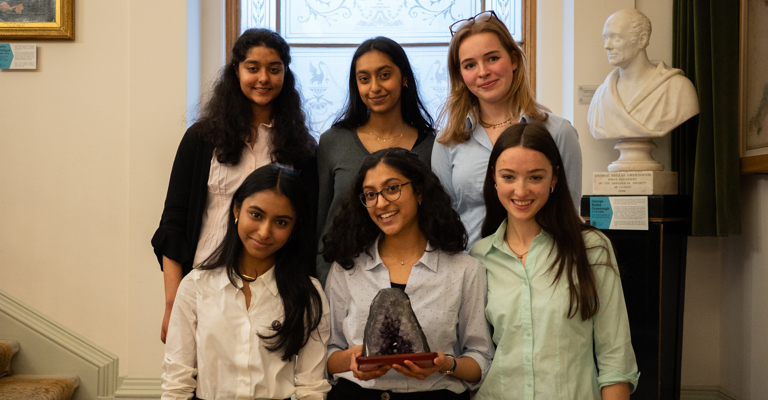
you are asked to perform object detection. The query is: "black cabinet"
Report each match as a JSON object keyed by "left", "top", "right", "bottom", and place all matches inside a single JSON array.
[{"left": 581, "top": 195, "right": 689, "bottom": 400}]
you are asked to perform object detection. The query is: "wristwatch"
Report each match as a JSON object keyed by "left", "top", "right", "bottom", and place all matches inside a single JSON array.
[{"left": 441, "top": 354, "right": 457, "bottom": 375}]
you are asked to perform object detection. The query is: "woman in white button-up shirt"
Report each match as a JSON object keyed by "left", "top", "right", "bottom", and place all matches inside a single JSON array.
[
  {"left": 162, "top": 165, "right": 330, "bottom": 400},
  {"left": 321, "top": 149, "right": 494, "bottom": 400}
]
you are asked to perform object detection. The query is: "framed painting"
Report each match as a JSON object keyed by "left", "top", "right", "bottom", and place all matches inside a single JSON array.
[
  {"left": 0, "top": 0, "right": 74, "bottom": 40},
  {"left": 740, "top": 0, "right": 768, "bottom": 173}
]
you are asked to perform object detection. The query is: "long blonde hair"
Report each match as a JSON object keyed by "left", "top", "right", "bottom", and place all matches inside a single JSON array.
[{"left": 438, "top": 15, "right": 548, "bottom": 145}]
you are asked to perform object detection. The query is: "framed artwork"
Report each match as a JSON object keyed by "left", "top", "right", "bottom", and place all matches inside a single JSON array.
[
  {"left": 0, "top": 0, "right": 74, "bottom": 40},
  {"left": 740, "top": 0, "right": 768, "bottom": 173}
]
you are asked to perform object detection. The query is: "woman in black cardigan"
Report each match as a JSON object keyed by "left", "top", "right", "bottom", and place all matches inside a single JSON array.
[{"left": 152, "top": 28, "right": 317, "bottom": 343}]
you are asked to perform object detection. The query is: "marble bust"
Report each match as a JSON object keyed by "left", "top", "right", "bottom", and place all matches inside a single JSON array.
[{"left": 588, "top": 8, "right": 699, "bottom": 139}]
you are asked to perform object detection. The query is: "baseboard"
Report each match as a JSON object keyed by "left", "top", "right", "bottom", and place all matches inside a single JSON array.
[
  {"left": 0, "top": 287, "right": 119, "bottom": 399},
  {"left": 680, "top": 385, "right": 740, "bottom": 400},
  {"left": 112, "top": 376, "right": 162, "bottom": 399}
]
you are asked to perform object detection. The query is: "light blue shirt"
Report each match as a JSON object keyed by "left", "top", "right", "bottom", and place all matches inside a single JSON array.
[
  {"left": 470, "top": 220, "right": 639, "bottom": 400},
  {"left": 432, "top": 113, "right": 583, "bottom": 248},
  {"left": 325, "top": 239, "right": 495, "bottom": 393}
]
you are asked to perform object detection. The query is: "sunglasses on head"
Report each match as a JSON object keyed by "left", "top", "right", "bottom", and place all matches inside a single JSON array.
[{"left": 449, "top": 10, "right": 499, "bottom": 36}]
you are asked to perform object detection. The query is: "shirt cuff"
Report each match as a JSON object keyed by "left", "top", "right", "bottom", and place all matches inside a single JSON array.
[
  {"left": 458, "top": 351, "right": 491, "bottom": 390},
  {"left": 597, "top": 370, "right": 641, "bottom": 393}
]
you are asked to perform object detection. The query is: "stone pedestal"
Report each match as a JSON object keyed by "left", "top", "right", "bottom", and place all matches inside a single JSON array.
[
  {"left": 609, "top": 138, "right": 664, "bottom": 171},
  {"left": 594, "top": 171, "right": 678, "bottom": 195}
]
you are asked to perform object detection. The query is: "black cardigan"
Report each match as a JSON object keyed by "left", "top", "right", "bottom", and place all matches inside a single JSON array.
[{"left": 151, "top": 123, "right": 318, "bottom": 277}]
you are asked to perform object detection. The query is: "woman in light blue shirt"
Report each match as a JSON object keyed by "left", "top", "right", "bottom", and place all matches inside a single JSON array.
[
  {"left": 433, "top": 11, "right": 582, "bottom": 247},
  {"left": 321, "top": 148, "right": 494, "bottom": 400},
  {"left": 470, "top": 123, "right": 639, "bottom": 400}
]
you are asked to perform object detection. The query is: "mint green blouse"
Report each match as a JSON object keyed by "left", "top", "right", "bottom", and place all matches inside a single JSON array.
[{"left": 470, "top": 220, "right": 640, "bottom": 400}]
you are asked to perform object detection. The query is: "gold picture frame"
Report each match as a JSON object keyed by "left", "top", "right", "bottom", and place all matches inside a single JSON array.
[
  {"left": 740, "top": 0, "right": 768, "bottom": 173},
  {"left": 0, "top": 0, "right": 74, "bottom": 40}
]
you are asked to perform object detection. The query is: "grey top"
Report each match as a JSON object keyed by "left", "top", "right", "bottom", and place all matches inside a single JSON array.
[{"left": 316, "top": 126, "right": 435, "bottom": 284}]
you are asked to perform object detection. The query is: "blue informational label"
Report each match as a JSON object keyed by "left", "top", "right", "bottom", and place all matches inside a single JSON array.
[
  {"left": 0, "top": 43, "right": 13, "bottom": 69},
  {"left": 590, "top": 196, "right": 613, "bottom": 229}
]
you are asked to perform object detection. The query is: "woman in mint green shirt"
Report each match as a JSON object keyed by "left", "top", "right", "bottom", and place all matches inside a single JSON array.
[{"left": 469, "top": 122, "right": 639, "bottom": 400}]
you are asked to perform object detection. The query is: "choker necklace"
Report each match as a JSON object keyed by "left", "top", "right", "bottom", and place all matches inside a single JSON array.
[
  {"left": 381, "top": 250, "right": 422, "bottom": 266},
  {"left": 240, "top": 272, "right": 257, "bottom": 282},
  {"left": 479, "top": 117, "right": 513, "bottom": 129}
]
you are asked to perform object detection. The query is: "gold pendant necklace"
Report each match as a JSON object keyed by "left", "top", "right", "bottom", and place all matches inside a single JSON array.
[
  {"left": 364, "top": 131, "right": 404, "bottom": 142},
  {"left": 505, "top": 238, "right": 529, "bottom": 260},
  {"left": 382, "top": 252, "right": 421, "bottom": 265}
]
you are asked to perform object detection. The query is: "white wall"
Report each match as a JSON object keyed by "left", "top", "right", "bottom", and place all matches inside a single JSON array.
[
  {"left": 0, "top": 0, "right": 187, "bottom": 377},
  {"left": 718, "top": 175, "right": 768, "bottom": 399}
]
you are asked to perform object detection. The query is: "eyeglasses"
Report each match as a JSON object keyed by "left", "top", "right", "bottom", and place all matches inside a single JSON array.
[
  {"left": 449, "top": 10, "right": 498, "bottom": 36},
  {"left": 359, "top": 182, "right": 412, "bottom": 207}
]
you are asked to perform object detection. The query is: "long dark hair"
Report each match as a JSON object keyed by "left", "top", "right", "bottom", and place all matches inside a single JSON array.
[
  {"left": 197, "top": 28, "right": 316, "bottom": 166},
  {"left": 481, "top": 123, "right": 603, "bottom": 321},
  {"left": 333, "top": 36, "right": 435, "bottom": 134},
  {"left": 322, "top": 148, "right": 466, "bottom": 269},
  {"left": 200, "top": 165, "right": 322, "bottom": 360}
]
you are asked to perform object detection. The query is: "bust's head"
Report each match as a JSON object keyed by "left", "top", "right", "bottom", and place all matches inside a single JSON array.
[{"left": 602, "top": 9, "right": 652, "bottom": 68}]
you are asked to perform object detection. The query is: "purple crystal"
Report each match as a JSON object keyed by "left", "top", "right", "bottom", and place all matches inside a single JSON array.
[{"left": 362, "top": 288, "right": 431, "bottom": 356}]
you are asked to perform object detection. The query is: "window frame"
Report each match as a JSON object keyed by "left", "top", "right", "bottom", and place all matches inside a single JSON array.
[{"left": 225, "top": 0, "right": 536, "bottom": 93}]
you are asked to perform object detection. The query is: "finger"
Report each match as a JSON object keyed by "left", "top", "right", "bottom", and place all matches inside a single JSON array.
[{"left": 391, "top": 364, "right": 422, "bottom": 379}]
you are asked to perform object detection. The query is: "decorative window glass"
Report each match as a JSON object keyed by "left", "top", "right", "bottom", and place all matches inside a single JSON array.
[{"left": 238, "top": 0, "right": 525, "bottom": 135}]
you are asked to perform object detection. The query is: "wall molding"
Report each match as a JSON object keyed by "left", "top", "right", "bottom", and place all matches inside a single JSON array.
[
  {"left": 0, "top": 288, "right": 119, "bottom": 397},
  {"left": 681, "top": 385, "right": 740, "bottom": 400},
  {"left": 112, "top": 376, "right": 162, "bottom": 399}
]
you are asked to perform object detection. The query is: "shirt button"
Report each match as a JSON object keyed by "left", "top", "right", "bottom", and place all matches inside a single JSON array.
[
  {"left": 527, "top": 382, "right": 532, "bottom": 387},
  {"left": 381, "top": 393, "right": 390, "bottom": 400},
  {"left": 526, "top": 356, "right": 531, "bottom": 362},
  {"left": 525, "top": 330, "right": 531, "bottom": 336},
  {"left": 524, "top": 305, "right": 529, "bottom": 311}
]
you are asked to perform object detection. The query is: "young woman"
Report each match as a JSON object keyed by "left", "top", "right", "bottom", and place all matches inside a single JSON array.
[
  {"left": 470, "top": 123, "right": 639, "bottom": 400},
  {"left": 162, "top": 165, "right": 329, "bottom": 400},
  {"left": 316, "top": 37, "right": 436, "bottom": 283},
  {"left": 432, "top": 11, "right": 582, "bottom": 247},
  {"left": 322, "top": 149, "right": 494, "bottom": 400},
  {"left": 152, "top": 28, "right": 317, "bottom": 343}
]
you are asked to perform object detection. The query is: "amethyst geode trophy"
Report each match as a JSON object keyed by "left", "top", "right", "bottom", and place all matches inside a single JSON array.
[{"left": 362, "top": 288, "right": 431, "bottom": 357}]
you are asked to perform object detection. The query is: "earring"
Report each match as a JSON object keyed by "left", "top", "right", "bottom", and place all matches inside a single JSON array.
[
  {"left": 550, "top": 186, "right": 554, "bottom": 193},
  {"left": 234, "top": 217, "right": 238, "bottom": 224}
]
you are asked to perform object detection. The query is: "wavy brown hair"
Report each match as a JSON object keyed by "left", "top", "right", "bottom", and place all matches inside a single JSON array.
[
  {"left": 481, "top": 123, "right": 607, "bottom": 321},
  {"left": 438, "top": 13, "right": 548, "bottom": 145}
]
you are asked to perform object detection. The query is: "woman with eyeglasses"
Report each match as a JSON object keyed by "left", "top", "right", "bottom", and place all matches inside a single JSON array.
[
  {"left": 321, "top": 148, "right": 494, "bottom": 400},
  {"left": 471, "top": 123, "right": 638, "bottom": 399},
  {"left": 432, "top": 11, "right": 582, "bottom": 247},
  {"left": 316, "top": 37, "right": 436, "bottom": 284}
]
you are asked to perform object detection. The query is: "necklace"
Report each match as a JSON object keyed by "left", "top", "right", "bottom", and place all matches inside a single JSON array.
[
  {"left": 504, "top": 238, "right": 529, "bottom": 260},
  {"left": 240, "top": 272, "right": 257, "bottom": 281},
  {"left": 381, "top": 250, "right": 423, "bottom": 265},
  {"left": 479, "top": 116, "right": 513, "bottom": 129},
  {"left": 364, "top": 130, "right": 404, "bottom": 142}
]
